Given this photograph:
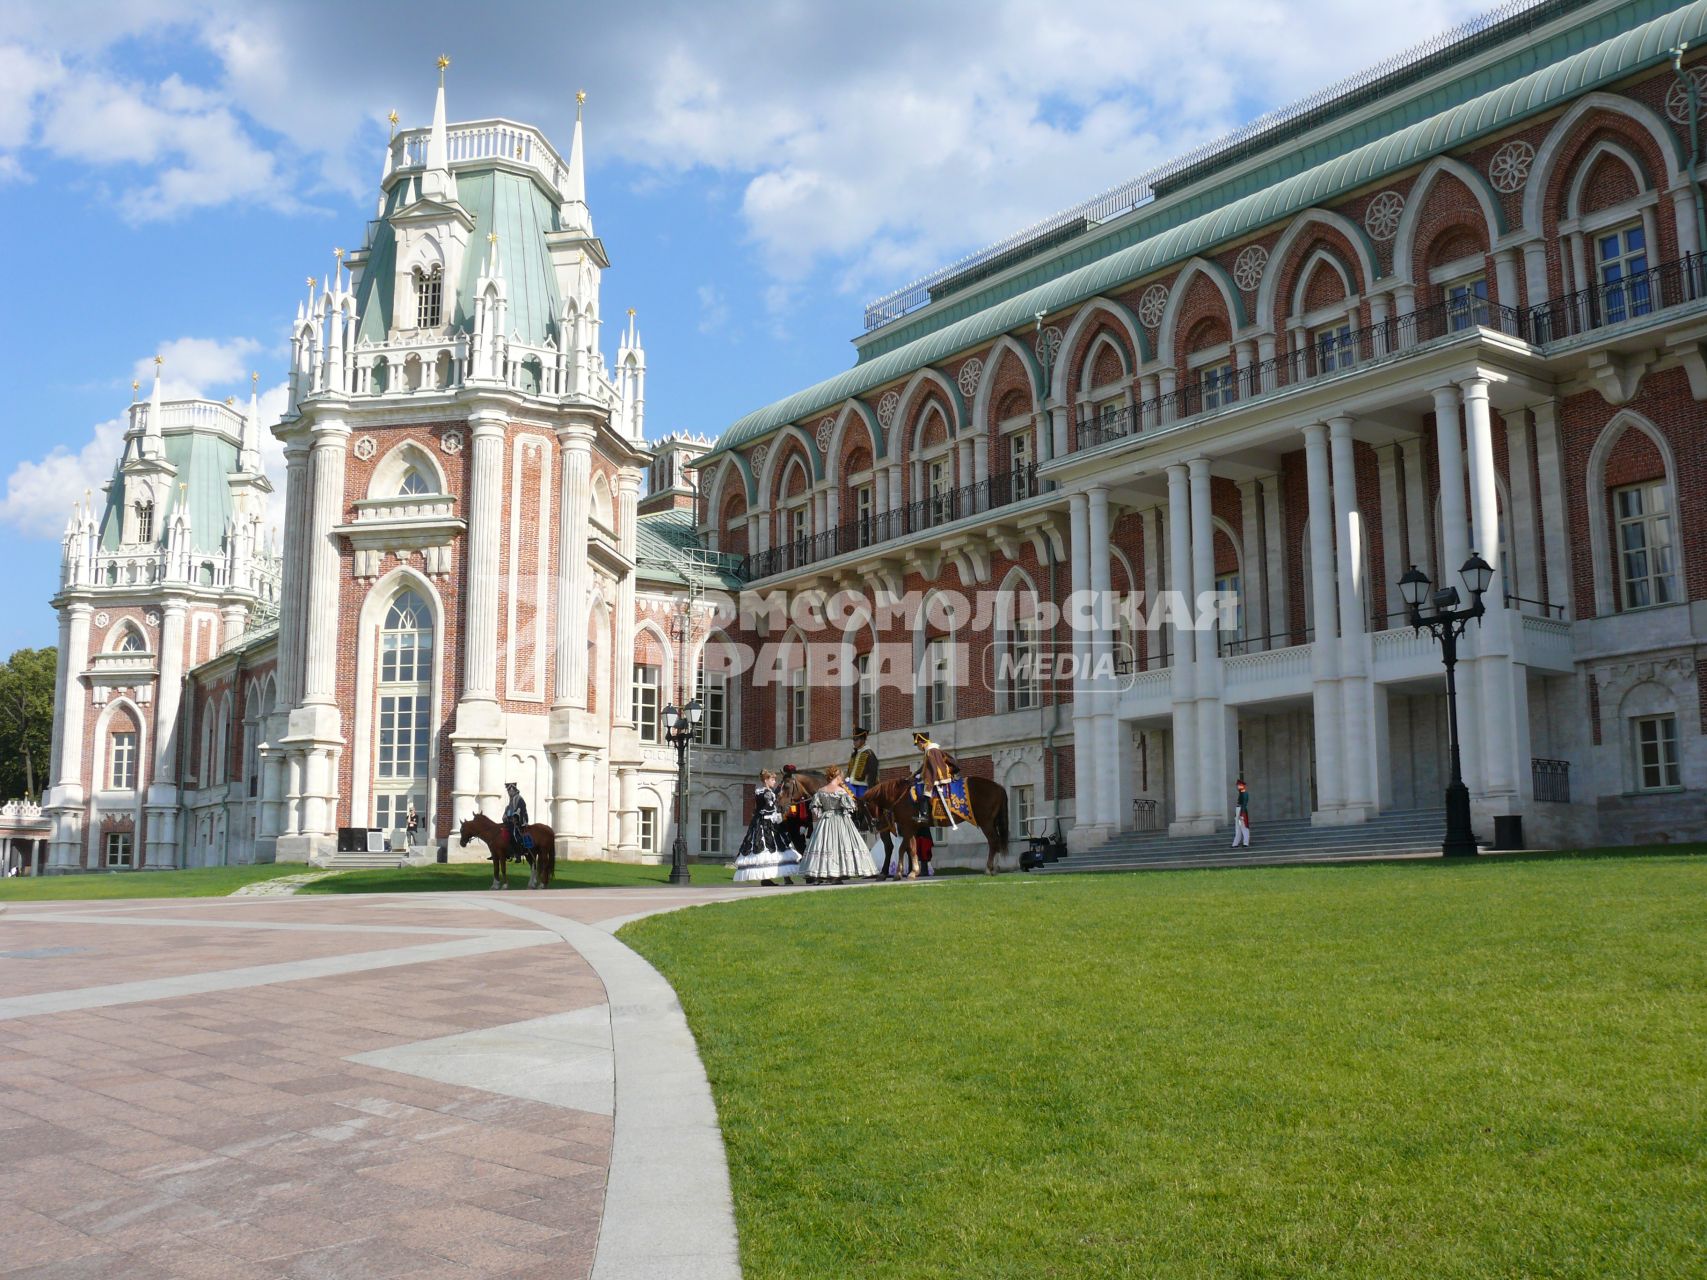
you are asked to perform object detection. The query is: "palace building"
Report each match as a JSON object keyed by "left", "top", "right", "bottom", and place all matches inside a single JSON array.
[
  {"left": 43, "top": 74, "right": 748, "bottom": 869},
  {"left": 42, "top": 0, "right": 1707, "bottom": 871},
  {"left": 692, "top": 0, "right": 1707, "bottom": 857}
]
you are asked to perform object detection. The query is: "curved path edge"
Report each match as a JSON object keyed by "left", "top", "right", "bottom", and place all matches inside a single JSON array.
[{"left": 467, "top": 895, "right": 742, "bottom": 1280}]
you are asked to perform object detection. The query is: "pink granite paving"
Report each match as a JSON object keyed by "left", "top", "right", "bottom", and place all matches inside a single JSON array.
[{"left": 0, "top": 894, "right": 616, "bottom": 1278}]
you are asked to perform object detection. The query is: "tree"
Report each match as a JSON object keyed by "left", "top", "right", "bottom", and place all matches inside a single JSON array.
[{"left": 0, "top": 647, "right": 57, "bottom": 802}]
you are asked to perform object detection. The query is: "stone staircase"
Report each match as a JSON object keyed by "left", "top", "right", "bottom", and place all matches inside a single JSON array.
[
  {"left": 1040, "top": 808, "right": 1455, "bottom": 874},
  {"left": 323, "top": 849, "right": 409, "bottom": 870}
]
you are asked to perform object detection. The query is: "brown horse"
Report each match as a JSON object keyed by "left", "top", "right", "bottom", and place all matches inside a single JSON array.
[
  {"left": 862, "top": 774, "right": 1010, "bottom": 875},
  {"left": 458, "top": 813, "right": 557, "bottom": 890}
]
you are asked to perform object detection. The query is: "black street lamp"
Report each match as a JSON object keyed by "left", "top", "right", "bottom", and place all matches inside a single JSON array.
[
  {"left": 1399, "top": 553, "right": 1494, "bottom": 858},
  {"left": 661, "top": 698, "right": 703, "bottom": 886}
]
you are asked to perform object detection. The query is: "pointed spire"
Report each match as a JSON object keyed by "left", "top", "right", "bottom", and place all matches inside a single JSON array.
[
  {"left": 422, "top": 56, "right": 458, "bottom": 203},
  {"left": 241, "top": 372, "right": 262, "bottom": 473},
  {"left": 562, "top": 89, "right": 592, "bottom": 234},
  {"left": 143, "top": 354, "right": 164, "bottom": 457}
]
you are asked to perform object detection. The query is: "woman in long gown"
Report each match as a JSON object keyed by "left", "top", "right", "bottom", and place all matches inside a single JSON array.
[
  {"left": 734, "top": 770, "right": 801, "bottom": 886},
  {"left": 802, "top": 766, "right": 877, "bottom": 884}
]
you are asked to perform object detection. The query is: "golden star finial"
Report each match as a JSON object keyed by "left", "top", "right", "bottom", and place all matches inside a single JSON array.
[
  {"left": 334, "top": 246, "right": 344, "bottom": 260},
  {"left": 306, "top": 276, "right": 316, "bottom": 289},
  {"left": 627, "top": 307, "right": 636, "bottom": 317},
  {"left": 224, "top": 396, "right": 235, "bottom": 406},
  {"left": 252, "top": 371, "right": 259, "bottom": 385},
  {"left": 388, "top": 108, "right": 399, "bottom": 126},
  {"left": 488, "top": 231, "right": 498, "bottom": 244},
  {"left": 437, "top": 54, "right": 450, "bottom": 73},
  {"left": 131, "top": 379, "right": 140, "bottom": 396},
  {"left": 153, "top": 354, "right": 163, "bottom": 367}
]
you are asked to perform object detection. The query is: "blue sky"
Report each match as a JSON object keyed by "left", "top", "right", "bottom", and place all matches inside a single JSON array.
[{"left": 0, "top": 0, "right": 1493, "bottom": 653}]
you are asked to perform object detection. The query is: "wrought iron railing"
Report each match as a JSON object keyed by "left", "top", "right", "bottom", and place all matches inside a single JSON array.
[
  {"left": 739, "top": 465, "right": 1038, "bottom": 580},
  {"left": 1132, "top": 798, "right": 1162, "bottom": 831},
  {"left": 1532, "top": 757, "right": 1570, "bottom": 803},
  {"left": 1504, "top": 593, "right": 1566, "bottom": 619},
  {"left": 1075, "top": 253, "right": 1707, "bottom": 453}
]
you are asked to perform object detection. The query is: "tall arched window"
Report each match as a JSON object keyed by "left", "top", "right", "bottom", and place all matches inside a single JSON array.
[
  {"left": 375, "top": 589, "right": 433, "bottom": 830},
  {"left": 415, "top": 265, "right": 443, "bottom": 329}
]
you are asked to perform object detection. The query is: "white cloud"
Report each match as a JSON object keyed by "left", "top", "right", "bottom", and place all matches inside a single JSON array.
[
  {"left": 696, "top": 284, "right": 731, "bottom": 336},
  {"left": 1, "top": 335, "right": 287, "bottom": 541},
  {"left": 2, "top": 0, "right": 1499, "bottom": 281}
]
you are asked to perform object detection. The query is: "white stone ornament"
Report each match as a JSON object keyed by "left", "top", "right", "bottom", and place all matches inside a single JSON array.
[
  {"left": 957, "top": 358, "right": 984, "bottom": 398},
  {"left": 146, "top": 611, "right": 160, "bottom": 627},
  {"left": 1034, "top": 325, "right": 1063, "bottom": 370},
  {"left": 1233, "top": 245, "right": 1268, "bottom": 292},
  {"left": 1488, "top": 140, "right": 1535, "bottom": 194},
  {"left": 1138, "top": 284, "right": 1169, "bottom": 328},
  {"left": 1667, "top": 68, "right": 1707, "bottom": 124},
  {"left": 353, "top": 435, "right": 377, "bottom": 461},
  {"left": 94, "top": 611, "right": 110, "bottom": 628},
  {"left": 815, "top": 417, "right": 835, "bottom": 452},
  {"left": 752, "top": 444, "right": 769, "bottom": 472},
  {"left": 441, "top": 429, "right": 464, "bottom": 455},
  {"left": 1364, "top": 190, "right": 1405, "bottom": 242},
  {"left": 877, "top": 391, "right": 900, "bottom": 428}
]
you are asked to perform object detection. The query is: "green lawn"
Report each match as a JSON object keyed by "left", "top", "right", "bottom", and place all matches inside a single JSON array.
[
  {"left": 621, "top": 853, "right": 1707, "bottom": 1279},
  {"left": 297, "top": 857, "right": 737, "bottom": 894},
  {"left": 0, "top": 863, "right": 306, "bottom": 900}
]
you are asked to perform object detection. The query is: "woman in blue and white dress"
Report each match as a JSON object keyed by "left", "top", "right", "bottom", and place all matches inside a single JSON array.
[
  {"left": 802, "top": 766, "right": 877, "bottom": 884},
  {"left": 734, "top": 770, "right": 801, "bottom": 886}
]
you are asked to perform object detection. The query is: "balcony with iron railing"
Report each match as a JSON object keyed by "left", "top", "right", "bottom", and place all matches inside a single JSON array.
[
  {"left": 739, "top": 464, "right": 1040, "bottom": 581},
  {"left": 1074, "top": 253, "right": 1707, "bottom": 454}
]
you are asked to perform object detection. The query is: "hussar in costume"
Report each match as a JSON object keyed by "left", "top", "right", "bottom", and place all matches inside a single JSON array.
[{"left": 912, "top": 730, "right": 961, "bottom": 829}]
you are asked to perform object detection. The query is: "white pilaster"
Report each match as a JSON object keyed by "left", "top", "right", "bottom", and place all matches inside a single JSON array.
[
  {"left": 1303, "top": 423, "right": 1344, "bottom": 819},
  {"left": 1261, "top": 476, "right": 1287, "bottom": 644},
  {"left": 1087, "top": 486, "right": 1119, "bottom": 832},
  {"left": 1329, "top": 415, "right": 1375, "bottom": 817},
  {"left": 461, "top": 411, "right": 507, "bottom": 706},
  {"left": 1067, "top": 491, "right": 1096, "bottom": 841},
  {"left": 1432, "top": 385, "right": 1470, "bottom": 582},
  {"left": 553, "top": 424, "right": 594, "bottom": 709},
  {"left": 1189, "top": 458, "right": 1225, "bottom": 826},
  {"left": 1462, "top": 377, "right": 1516, "bottom": 801},
  {"left": 1237, "top": 479, "right": 1264, "bottom": 650},
  {"left": 1530, "top": 398, "right": 1572, "bottom": 617},
  {"left": 1165, "top": 464, "right": 1199, "bottom": 831}
]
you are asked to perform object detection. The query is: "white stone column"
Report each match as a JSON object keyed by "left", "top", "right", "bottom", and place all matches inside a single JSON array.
[
  {"left": 617, "top": 765, "right": 638, "bottom": 856},
  {"left": 1522, "top": 241, "right": 1551, "bottom": 310},
  {"left": 1492, "top": 249, "right": 1520, "bottom": 317},
  {"left": 1067, "top": 492, "right": 1096, "bottom": 839},
  {"left": 1432, "top": 386, "right": 1470, "bottom": 583},
  {"left": 1087, "top": 486, "right": 1120, "bottom": 830},
  {"left": 1261, "top": 477, "right": 1287, "bottom": 643},
  {"left": 478, "top": 745, "right": 504, "bottom": 820},
  {"left": 461, "top": 411, "right": 507, "bottom": 706},
  {"left": 1462, "top": 377, "right": 1516, "bottom": 801},
  {"left": 1376, "top": 443, "right": 1405, "bottom": 621},
  {"left": 1048, "top": 403, "right": 1070, "bottom": 460},
  {"left": 613, "top": 470, "right": 642, "bottom": 728},
  {"left": 1165, "top": 464, "right": 1198, "bottom": 829},
  {"left": 1141, "top": 507, "right": 1161, "bottom": 670},
  {"left": 51, "top": 604, "right": 92, "bottom": 797},
  {"left": 1189, "top": 458, "right": 1224, "bottom": 826},
  {"left": 1330, "top": 416, "right": 1375, "bottom": 817},
  {"left": 284, "top": 751, "right": 303, "bottom": 837},
  {"left": 299, "top": 431, "right": 347, "bottom": 705},
  {"left": 151, "top": 597, "right": 188, "bottom": 788},
  {"left": 1398, "top": 434, "right": 1433, "bottom": 585},
  {"left": 1237, "top": 480, "right": 1264, "bottom": 650},
  {"left": 451, "top": 746, "right": 479, "bottom": 825},
  {"left": 1504, "top": 407, "right": 1541, "bottom": 607},
  {"left": 1303, "top": 423, "right": 1344, "bottom": 818},
  {"left": 552, "top": 750, "right": 578, "bottom": 844},
  {"left": 553, "top": 424, "right": 594, "bottom": 709}
]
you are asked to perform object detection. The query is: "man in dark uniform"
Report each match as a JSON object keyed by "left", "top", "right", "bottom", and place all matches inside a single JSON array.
[
  {"left": 847, "top": 727, "right": 879, "bottom": 833},
  {"left": 503, "top": 782, "right": 533, "bottom": 852}
]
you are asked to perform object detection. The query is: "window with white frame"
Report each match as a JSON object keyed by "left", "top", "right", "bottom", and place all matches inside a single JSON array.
[
  {"left": 928, "top": 458, "right": 952, "bottom": 524},
  {"left": 789, "top": 668, "right": 809, "bottom": 744},
  {"left": 854, "top": 484, "right": 874, "bottom": 546},
  {"left": 1443, "top": 274, "right": 1489, "bottom": 332},
  {"left": 1006, "top": 604, "right": 1041, "bottom": 712},
  {"left": 856, "top": 651, "right": 875, "bottom": 733},
  {"left": 109, "top": 731, "right": 137, "bottom": 790},
  {"left": 104, "top": 831, "right": 133, "bottom": 869},
  {"left": 1614, "top": 481, "right": 1676, "bottom": 609},
  {"left": 637, "top": 806, "right": 658, "bottom": 853},
  {"left": 695, "top": 668, "right": 728, "bottom": 748},
  {"left": 1012, "top": 783, "right": 1035, "bottom": 836},
  {"left": 633, "top": 665, "right": 661, "bottom": 744},
  {"left": 1009, "top": 431, "right": 1034, "bottom": 498},
  {"left": 789, "top": 504, "right": 808, "bottom": 544},
  {"left": 1596, "top": 223, "right": 1651, "bottom": 324},
  {"left": 135, "top": 502, "right": 154, "bottom": 543},
  {"left": 1313, "top": 322, "right": 1355, "bottom": 373},
  {"left": 415, "top": 265, "right": 443, "bottom": 329},
  {"left": 375, "top": 590, "right": 432, "bottom": 831},
  {"left": 1633, "top": 714, "right": 1680, "bottom": 791},
  {"left": 116, "top": 628, "right": 145, "bottom": 654},
  {"left": 1097, "top": 398, "right": 1125, "bottom": 437},
  {"left": 699, "top": 809, "right": 725, "bottom": 857},
  {"left": 923, "top": 636, "right": 952, "bottom": 724},
  {"left": 1214, "top": 571, "right": 1244, "bottom": 644},
  {"left": 1200, "top": 361, "right": 1235, "bottom": 411},
  {"left": 399, "top": 467, "right": 432, "bottom": 496}
]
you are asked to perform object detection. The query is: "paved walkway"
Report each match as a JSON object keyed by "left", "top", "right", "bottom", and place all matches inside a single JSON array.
[{"left": 0, "top": 885, "right": 756, "bottom": 1279}]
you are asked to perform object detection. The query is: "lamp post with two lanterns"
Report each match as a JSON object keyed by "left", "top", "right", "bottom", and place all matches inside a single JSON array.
[
  {"left": 1398, "top": 552, "right": 1494, "bottom": 858},
  {"left": 660, "top": 699, "right": 703, "bottom": 886}
]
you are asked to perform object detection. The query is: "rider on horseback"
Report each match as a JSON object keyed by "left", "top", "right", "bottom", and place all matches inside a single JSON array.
[
  {"left": 847, "top": 727, "right": 879, "bottom": 832},
  {"left": 503, "top": 783, "right": 533, "bottom": 853},
  {"left": 912, "top": 730, "right": 962, "bottom": 829}
]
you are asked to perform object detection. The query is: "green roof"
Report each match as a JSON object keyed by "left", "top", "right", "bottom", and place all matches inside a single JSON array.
[
  {"left": 634, "top": 509, "right": 745, "bottom": 588},
  {"left": 355, "top": 167, "right": 565, "bottom": 348},
  {"left": 703, "top": 0, "right": 1705, "bottom": 468},
  {"left": 100, "top": 429, "right": 239, "bottom": 557}
]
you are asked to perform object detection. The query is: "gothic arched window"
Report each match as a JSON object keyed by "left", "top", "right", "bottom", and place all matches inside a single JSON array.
[
  {"left": 375, "top": 589, "right": 433, "bottom": 831},
  {"left": 398, "top": 467, "right": 433, "bottom": 497},
  {"left": 414, "top": 265, "right": 443, "bottom": 330}
]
